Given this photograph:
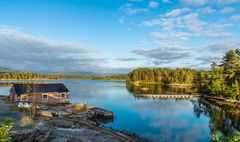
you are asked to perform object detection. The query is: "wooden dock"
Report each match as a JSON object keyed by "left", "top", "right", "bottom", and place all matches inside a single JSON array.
[{"left": 136, "top": 94, "right": 201, "bottom": 99}]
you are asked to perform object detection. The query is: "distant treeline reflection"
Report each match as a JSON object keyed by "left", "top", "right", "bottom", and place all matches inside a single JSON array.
[{"left": 126, "top": 84, "right": 196, "bottom": 96}]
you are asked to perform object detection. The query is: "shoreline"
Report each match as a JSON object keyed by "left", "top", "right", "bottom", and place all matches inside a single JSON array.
[
  {"left": 0, "top": 78, "right": 125, "bottom": 82},
  {"left": 0, "top": 95, "right": 149, "bottom": 142},
  {"left": 128, "top": 81, "right": 193, "bottom": 86},
  {"left": 200, "top": 95, "right": 240, "bottom": 105},
  {"left": 0, "top": 79, "right": 195, "bottom": 85}
]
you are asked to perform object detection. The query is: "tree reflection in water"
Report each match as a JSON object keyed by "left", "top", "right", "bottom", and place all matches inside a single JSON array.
[
  {"left": 127, "top": 83, "right": 240, "bottom": 138},
  {"left": 192, "top": 98, "right": 240, "bottom": 137},
  {"left": 126, "top": 83, "right": 196, "bottom": 96}
]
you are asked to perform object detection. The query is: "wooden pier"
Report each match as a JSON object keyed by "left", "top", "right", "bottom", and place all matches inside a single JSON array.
[{"left": 136, "top": 94, "right": 201, "bottom": 99}]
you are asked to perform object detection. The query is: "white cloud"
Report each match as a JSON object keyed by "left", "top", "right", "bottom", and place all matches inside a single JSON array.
[
  {"left": 197, "top": 7, "right": 216, "bottom": 14},
  {"left": 142, "top": 9, "right": 235, "bottom": 41},
  {"left": 177, "top": 13, "right": 207, "bottom": 31},
  {"left": 162, "top": 0, "right": 172, "bottom": 3},
  {"left": 199, "top": 31, "right": 233, "bottom": 38},
  {"left": 142, "top": 19, "right": 162, "bottom": 26},
  {"left": 143, "top": 12, "right": 207, "bottom": 32},
  {"left": 181, "top": 0, "right": 208, "bottom": 6},
  {"left": 197, "top": 40, "right": 240, "bottom": 53},
  {"left": 230, "top": 15, "right": 240, "bottom": 21},
  {"left": 166, "top": 9, "right": 182, "bottom": 17},
  {"left": 148, "top": 1, "right": 159, "bottom": 9},
  {"left": 132, "top": 45, "right": 192, "bottom": 65},
  {"left": 120, "top": 3, "right": 148, "bottom": 15},
  {"left": 0, "top": 28, "right": 110, "bottom": 73},
  {"left": 132, "top": 40, "right": 240, "bottom": 68},
  {"left": 115, "top": 57, "right": 139, "bottom": 61},
  {"left": 150, "top": 31, "right": 190, "bottom": 40},
  {"left": 117, "top": 0, "right": 240, "bottom": 70},
  {"left": 215, "top": 0, "right": 239, "bottom": 5},
  {"left": 118, "top": 17, "right": 125, "bottom": 24},
  {"left": 220, "top": 7, "right": 235, "bottom": 13},
  {"left": 195, "top": 55, "right": 222, "bottom": 65},
  {"left": 165, "top": 8, "right": 191, "bottom": 17}
]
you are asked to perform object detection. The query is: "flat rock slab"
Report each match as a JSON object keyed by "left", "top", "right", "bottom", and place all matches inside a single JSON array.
[
  {"left": 49, "top": 128, "right": 124, "bottom": 142},
  {"left": 11, "top": 129, "right": 51, "bottom": 142},
  {"left": 48, "top": 119, "right": 74, "bottom": 128}
]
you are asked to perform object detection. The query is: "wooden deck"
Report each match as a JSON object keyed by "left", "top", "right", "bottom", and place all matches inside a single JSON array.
[{"left": 136, "top": 94, "right": 201, "bottom": 99}]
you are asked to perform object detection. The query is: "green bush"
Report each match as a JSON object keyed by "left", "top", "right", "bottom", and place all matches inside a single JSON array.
[
  {"left": 0, "top": 118, "right": 13, "bottom": 142},
  {"left": 17, "top": 106, "right": 29, "bottom": 112},
  {"left": 211, "top": 132, "right": 240, "bottom": 142}
]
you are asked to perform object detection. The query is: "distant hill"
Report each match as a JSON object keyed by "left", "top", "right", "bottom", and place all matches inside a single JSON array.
[
  {"left": 0, "top": 67, "right": 128, "bottom": 77},
  {"left": 67, "top": 71, "right": 97, "bottom": 76},
  {"left": 0, "top": 66, "right": 14, "bottom": 72}
]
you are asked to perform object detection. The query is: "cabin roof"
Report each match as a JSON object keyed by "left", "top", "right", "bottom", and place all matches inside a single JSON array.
[{"left": 13, "top": 83, "right": 69, "bottom": 95}]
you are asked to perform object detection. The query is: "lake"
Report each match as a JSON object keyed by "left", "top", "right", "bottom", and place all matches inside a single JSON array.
[{"left": 0, "top": 80, "right": 239, "bottom": 142}]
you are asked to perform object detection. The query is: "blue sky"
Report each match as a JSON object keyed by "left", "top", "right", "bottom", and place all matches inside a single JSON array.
[{"left": 0, "top": 0, "right": 239, "bottom": 74}]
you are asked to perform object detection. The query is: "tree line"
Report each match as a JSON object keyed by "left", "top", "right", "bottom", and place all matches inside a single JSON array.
[
  {"left": 127, "top": 49, "right": 240, "bottom": 100},
  {"left": 127, "top": 68, "right": 198, "bottom": 85},
  {"left": 0, "top": 72, "right": 126, "bottom": 81},
  {"left": 194, "top": 49, "right": 240, "bottom": 100},
  {"left": 0, "top": 72, "right": 57, "bottom": 80}
]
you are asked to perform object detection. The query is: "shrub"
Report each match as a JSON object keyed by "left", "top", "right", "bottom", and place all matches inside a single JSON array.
[{"left": 0, "top": 118, "right": 13, "bottom": 142}]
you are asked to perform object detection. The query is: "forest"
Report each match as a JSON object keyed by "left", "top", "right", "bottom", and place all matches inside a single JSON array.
[
  {"left": 126, "top": 68, "right": 198, "bottom": 85},
  {"left": 0, "top": 72, "right": 57, "bottom": 80},
  {"left": 194, "top": 49, "right": 240, "bottom": 100},
  {"left": 127, "top": 49, "right": 240, "bottom": 100},
  {"left": 0, "top": 72, "right": 126, "bottom": 81}
]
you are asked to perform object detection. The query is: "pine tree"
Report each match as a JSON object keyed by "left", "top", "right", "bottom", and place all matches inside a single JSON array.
[{"left": 232, "top": 81, "right": 240, "bottom": 100}]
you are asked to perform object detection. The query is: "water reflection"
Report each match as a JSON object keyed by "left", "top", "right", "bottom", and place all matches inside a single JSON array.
[
  {"left": 192, "top": 99, "right": 240, "bottom": 136},
  {"left": 132, "top": 99, "right": 210, "bottom": 142},
  {"left": 0, "top": 80, "right": 239, "bottom": 142},
  {"left": 126, "top": 83, "right": 196, "bottom": 96}
]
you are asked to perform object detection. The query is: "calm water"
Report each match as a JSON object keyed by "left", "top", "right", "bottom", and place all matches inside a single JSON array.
[{"left": 0, "top": 80, "right": 239, "bottom": 142}]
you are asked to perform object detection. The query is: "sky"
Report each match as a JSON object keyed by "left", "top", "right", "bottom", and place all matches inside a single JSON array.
[{"left": 0, "top": 0, "right": 239, "bottom": 74}]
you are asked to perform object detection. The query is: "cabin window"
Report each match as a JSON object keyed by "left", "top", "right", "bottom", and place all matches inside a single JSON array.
[
  {"left": 20, "top": 94, "right": 28, "bottom": 101},
  {"left": 60, "top": 93, "right": 66, "bottom": 99},
  {"left": 42, "top": 93, "right": 48, "bottom": 100}
]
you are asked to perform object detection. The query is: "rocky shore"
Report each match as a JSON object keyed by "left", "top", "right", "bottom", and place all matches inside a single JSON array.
[{"left": 0, "top": 96, "right": 149, "bottom": 142}]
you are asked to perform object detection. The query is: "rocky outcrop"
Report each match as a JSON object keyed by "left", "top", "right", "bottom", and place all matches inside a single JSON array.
[
  {"left": 5, "top": 100, "right": 148, "bottom": 142},
  {"left": 48, "top": 119, "right": 74, "bottom": 128},
  {"left": 11, "top": 125, "right": 139, "bottom": 142},
  {"left": 11, "top": 129, "right": 51, "bottom": 142}
]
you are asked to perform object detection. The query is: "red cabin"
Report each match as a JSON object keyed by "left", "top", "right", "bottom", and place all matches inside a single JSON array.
[{"left": 10, "top": 83, "right": 70, "bottom": 104}]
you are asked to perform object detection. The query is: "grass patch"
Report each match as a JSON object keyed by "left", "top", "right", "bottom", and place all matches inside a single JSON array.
[{"left": 72, "top": 103, "right": 88, "bottom": 112}]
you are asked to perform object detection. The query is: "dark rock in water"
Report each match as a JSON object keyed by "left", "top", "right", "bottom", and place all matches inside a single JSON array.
[
  {"left": 88, "top": 108, "right": 114, "bottom": 123},
  {"left": 65, "top": 107, "right": 114, "bottom": 124},
  {"left": 11, "top": 129, "right": 51, "bottom": 142},
  {"left": 48, "top": 119, "right": 74, "bottom": 128}
]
